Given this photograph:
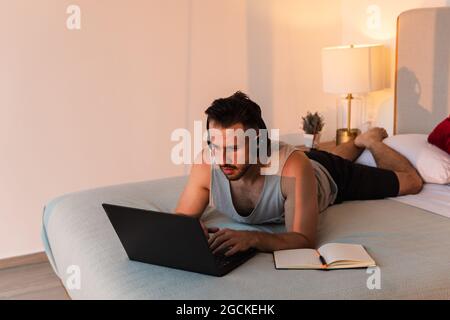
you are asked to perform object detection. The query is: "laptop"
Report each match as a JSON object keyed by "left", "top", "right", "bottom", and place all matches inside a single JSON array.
[{"left": 102, "top": 203, "right": 257, "bottom": 277}]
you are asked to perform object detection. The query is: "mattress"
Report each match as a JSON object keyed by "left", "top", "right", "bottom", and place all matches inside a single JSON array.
[
  {"left": 42, "top": 176, "right": 450, "bottom": 299},
  {"left": 391, "top": 184, "right": 450, "bottom": 219}
]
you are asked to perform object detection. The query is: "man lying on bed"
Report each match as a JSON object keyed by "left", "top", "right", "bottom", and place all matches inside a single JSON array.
[{"left": 175, "top": 91, "right": 423, "bottom": 256}]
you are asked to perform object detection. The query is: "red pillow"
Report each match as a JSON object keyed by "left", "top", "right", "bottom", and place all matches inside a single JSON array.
[{"left": 428, "top": 117, "right": 450, "bottom": 154}]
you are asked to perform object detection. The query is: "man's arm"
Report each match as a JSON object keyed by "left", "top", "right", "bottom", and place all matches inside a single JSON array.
[
  {"left": 209, "top": 151, "right": 319, "bottom": 255},
  {"left": 175, "top": 148, "right": 211, "bottom": 219},
  {"left": 256, "top": 151, "right": 319, "bottom": 250}
]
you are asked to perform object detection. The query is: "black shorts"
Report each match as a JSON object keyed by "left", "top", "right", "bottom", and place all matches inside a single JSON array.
[{"left": 305, "top": 149, "right": 400, "bottom": 204}]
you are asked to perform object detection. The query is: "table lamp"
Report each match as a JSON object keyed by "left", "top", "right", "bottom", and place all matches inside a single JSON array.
[{"left": 322, "top": 44, "right": 384, "bottom": 145}]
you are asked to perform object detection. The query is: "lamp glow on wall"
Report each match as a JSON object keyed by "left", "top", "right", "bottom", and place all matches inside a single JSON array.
[{"left": 322, "top": 44, "right": 385, "bottom": 145}]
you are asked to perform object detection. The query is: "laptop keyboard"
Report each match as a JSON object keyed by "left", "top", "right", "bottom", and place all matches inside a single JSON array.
[
  {"left": 214, "top": 253, "right": 234, "bottom": 267},
  {"left": 213, "top": 251, "right": 252, "bottom": 268}
]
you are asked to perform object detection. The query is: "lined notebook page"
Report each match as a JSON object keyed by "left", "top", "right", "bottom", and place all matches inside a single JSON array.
[
  {"left": 274, "top": 248, "right": 322, "bottom": 268},
  {"left": 318, "top": 243, "right": 374, "bottom": 264}
]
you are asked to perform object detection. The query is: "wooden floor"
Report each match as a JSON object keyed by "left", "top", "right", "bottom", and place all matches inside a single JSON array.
[{"left": 0, "top": 252, "right": 70, "bottom": 300}]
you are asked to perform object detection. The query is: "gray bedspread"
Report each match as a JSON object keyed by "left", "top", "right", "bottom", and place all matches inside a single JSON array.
[{"left": 42, "top": 176, "right": 450, "bottom": 299}]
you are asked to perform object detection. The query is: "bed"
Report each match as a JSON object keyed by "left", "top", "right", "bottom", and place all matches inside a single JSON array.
[{"left": 42, "top": 7, "right": 450, "bottom": 299}]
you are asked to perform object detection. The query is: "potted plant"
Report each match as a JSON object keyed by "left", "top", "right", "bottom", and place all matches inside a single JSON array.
[{"left": 301, "top": 111, "right": 325, "bottom": 149}]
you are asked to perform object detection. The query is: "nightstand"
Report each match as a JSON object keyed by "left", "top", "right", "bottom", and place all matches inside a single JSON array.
[{"left": 295, "top": 141, "right": 336, "bottom": 153}]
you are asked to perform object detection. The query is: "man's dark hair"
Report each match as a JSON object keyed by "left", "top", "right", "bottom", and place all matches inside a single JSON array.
[
  {"left": 205, "top": 91, "right": 267, "bottom": 131},
  {"left": 205, "top": 91, "right": 271, "bottom": 156}
]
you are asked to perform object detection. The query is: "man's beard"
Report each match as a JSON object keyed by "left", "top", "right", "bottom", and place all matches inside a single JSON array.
[{"left": 220, "top": 164, "right": 251, "bottom": 181}]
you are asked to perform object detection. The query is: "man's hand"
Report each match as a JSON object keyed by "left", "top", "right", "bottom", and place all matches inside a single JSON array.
[
  {"left": 208, "top": 229, "right": 258, "bottom": 256},
  {"left": 208, "top": 228, "right": 314, "bottom": 255},
  {"left": 200, "top": 221, "right": 219, "bottom": 240}
]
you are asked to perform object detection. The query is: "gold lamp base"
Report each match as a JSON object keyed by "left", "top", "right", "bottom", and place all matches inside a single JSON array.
[{"left": 336, "top": 128, "right": 361, "bottom": 145}]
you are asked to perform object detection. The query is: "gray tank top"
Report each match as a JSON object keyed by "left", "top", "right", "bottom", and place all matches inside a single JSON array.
[{"left": 209, "top": 141, "right": 338, "bottom": 224}]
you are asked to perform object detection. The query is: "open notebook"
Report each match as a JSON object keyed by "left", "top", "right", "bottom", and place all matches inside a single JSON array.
[{"left": 273, "top": 243, "right": 376, "bottom": 270}]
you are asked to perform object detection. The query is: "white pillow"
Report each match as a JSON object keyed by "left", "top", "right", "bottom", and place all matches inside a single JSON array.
[{"left": 355, "top": 134, "right": 450, "bottom": 184}]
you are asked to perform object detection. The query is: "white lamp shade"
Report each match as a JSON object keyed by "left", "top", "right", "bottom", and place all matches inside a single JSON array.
[{"left": 322, "top": 44, "right": 385, "bottom": 94}]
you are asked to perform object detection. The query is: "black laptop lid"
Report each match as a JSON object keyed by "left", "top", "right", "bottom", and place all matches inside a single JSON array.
[{"left": 103, "top": 203, "right": 216, "bottom": 273}]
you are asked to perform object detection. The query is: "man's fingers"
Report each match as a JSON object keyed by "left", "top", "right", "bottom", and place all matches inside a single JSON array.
[
  {"left": 209, "top": 234, "right": 230, "bottom": 250},
  {"left": 200, "top": 221, "right": 219, "bottom": 239},
  {"left": 212, "top": 239, "right": 235, "bottom": 255},
  {"left": 207, "top": 229, "right": 227, "bottom": 245},
  {"left": 209, "top": 234, "right": 228, "bottom": 250},
  {"left": 225, "top": 245, "right": 240, "bottom": 256}
]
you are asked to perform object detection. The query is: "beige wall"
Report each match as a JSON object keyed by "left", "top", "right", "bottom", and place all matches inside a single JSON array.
[
  {"left": 0, "top": 0, "right": 189, "bottom": 258},
  {"left": 184, "top": 0, "right": 248, "bottom": 175},
  {"left": 186, "top": 0, "right": 343, "bottom": 142},
  {"left": 0, "top": 0, "right": 249, "bottom": 259},
  {"left": 271, "top": 0, "right": 342, "bottom": 141},
  {"left": 341, "top": 0, "right": 450, "bottom": 134}
]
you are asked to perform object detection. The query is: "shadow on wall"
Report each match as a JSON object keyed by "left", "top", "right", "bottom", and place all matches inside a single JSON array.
[
  {"left": 397, "top": 67, "right": 430, "bottom": 133},
  {"left": 246, "top": 0, "right": 274, "bottom": 129},
  {"left": 397, "top": 8, "right": 450, "bottom": 134}
]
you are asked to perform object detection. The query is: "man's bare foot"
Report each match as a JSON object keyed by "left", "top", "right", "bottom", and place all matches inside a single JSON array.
[{"left": 354, "top": 127, "right": 388, "bottom": 149}]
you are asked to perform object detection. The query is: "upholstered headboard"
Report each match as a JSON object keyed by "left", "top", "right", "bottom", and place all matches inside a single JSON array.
[{"left": 395, "top": 7, "right": 450, "bottom": 134}]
